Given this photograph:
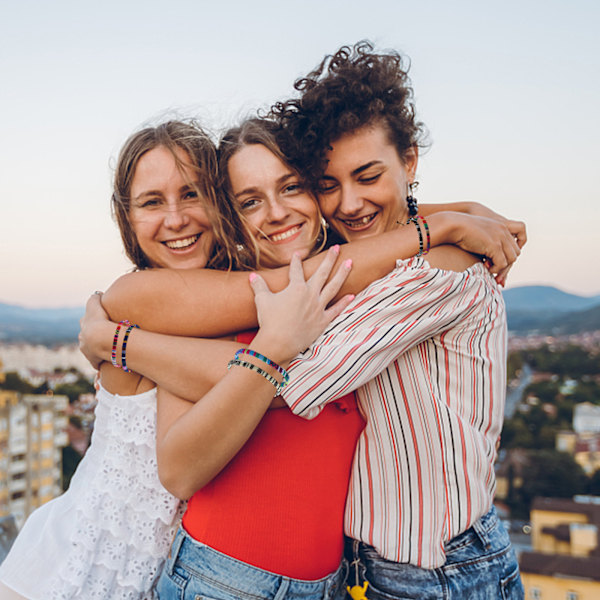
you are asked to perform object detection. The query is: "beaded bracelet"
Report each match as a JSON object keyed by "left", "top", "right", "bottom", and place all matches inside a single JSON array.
[
  {"left": 234, "top": 348, "right": 289, "bottom": 387},
  {"left": 227, "top": 358, "right": 285, "bottom": 395},
  {"left": 407, "top": 217, "right": 424, "bottom": 257},
  {"left": 121, "top": 322, "right": 139, "bottom": 373},
  {"left": 111, "top": 320, "right": 130, "bottom": 368},
  {"left": 418, "top": 215, "right": 431, "bottom": 255}
]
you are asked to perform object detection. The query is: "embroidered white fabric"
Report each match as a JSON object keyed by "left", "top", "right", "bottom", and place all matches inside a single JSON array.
[{"left": 0, "top": 384, "right": 183, "bottom": 600}]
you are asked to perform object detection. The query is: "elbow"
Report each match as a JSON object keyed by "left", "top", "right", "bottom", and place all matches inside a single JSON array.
[{"left": 158, "top": 467, "right": 196, "bottom": 501}]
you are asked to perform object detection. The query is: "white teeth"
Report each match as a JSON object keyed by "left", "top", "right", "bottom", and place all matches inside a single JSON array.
[
  {"left": 342, "top": 214, "right": 376, "bottom": 228},
  {"left": 270, "top": 226, "right": 301, "bottom": 242},
  {"left": 164, "top": 235, "right": 199, "bottom": 249}
]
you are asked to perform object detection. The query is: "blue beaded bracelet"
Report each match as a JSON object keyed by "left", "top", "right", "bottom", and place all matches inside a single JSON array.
[{"left": 234, "top": 348, "right": 290, "bottom": 388}]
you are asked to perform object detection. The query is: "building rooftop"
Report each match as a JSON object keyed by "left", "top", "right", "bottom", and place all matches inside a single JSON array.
[{"left": 520, "top": 551, "right": 600, "bottom": 581}]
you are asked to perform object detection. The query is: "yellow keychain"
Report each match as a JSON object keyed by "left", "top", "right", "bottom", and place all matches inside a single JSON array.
[
  {"left": 347, "top": 580, "right": 369, "bottom": 600},
  {"left": 347, "top": 551, "right": 369, "bottom": 600}
]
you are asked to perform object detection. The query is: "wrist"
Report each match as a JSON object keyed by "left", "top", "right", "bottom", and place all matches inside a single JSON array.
[
  {"left": 426, "top": 212, "right": 458, "bottom": 247},
  {"left": 244, "top": 330, "right": 296, "bottom": 367}
]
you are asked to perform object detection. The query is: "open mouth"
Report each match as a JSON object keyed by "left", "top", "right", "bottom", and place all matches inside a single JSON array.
[
  {"left": 268, "top": 225, "right": 302, "bottom": 243},
  {"left": 163, "top": 234, "right": 200, "bottom": 250},
  {"left": 340, "top": 213, "right": 378, "bottom": 229}
]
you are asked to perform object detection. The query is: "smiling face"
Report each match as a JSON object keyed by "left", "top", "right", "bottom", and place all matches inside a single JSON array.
[
  {"left": 128, "top": 145, "right": 214, "bottom": 269},
  {"left": 317, "top": 123, "right": 418, "bottom": 242},
  {"left": 227, "top": 144, "right": 321, "bottom": 268}
]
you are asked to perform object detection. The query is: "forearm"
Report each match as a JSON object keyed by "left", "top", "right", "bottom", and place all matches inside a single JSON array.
[
  {"left": 156, "top": 332, "right": 290, "bottom": 499},
  {"left": 101, "top": 223, "right": 428, "bottom": 336}
]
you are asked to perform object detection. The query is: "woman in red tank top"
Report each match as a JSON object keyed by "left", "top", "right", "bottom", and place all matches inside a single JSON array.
[{"left": 153, "top": 118, "right": 364, "bottom": 599}]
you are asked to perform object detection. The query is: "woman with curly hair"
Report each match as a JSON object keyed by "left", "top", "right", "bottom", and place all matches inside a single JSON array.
[{"left": 271, "top": 41, "right": 525, "bottom": 599}]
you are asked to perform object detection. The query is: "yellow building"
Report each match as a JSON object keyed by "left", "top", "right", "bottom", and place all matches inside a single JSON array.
[
  {"left": 0, "top": 392, "right": 68, "bottom": 527},
  {"left": 520, "top": 496, "right": 600, "bottom": 600}
]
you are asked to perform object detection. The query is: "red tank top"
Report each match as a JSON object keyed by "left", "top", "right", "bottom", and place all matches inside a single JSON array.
[{"left": 182, "top": 331, "right": 364, "bottom": 580}]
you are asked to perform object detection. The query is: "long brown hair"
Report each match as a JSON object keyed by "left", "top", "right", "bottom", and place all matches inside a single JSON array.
[
  {"left": 217, "top": 117, "right": 326, "bottom": 269},
  {"left": 112, "top": 120, "right": 245, "bottom": 270}
]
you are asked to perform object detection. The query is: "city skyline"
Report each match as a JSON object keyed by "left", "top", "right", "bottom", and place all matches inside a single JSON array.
[{"left": 2, "top": 0, "right": 599, "bottom": 308}]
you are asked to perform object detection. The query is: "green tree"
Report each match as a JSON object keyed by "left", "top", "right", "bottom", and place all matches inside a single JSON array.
[
  {"left": 508, "top": 450, "right": 588, "bottom": 519},
  {"left": 0, "top": 371, "right": 35, "bottom": 393}
]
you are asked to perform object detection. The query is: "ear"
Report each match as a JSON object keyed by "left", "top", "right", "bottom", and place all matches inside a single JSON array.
[{"left": 403, "top": 146, "right": 419, "bottom": 180}]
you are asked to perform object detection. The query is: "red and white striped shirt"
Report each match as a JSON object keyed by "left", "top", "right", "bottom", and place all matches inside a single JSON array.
[{"left": 282, "top": 257, "right": 507, "bottom": 568}]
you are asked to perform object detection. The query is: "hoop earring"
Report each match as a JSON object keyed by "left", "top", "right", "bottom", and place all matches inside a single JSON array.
[
  {"left": 317, "top": 216, "right": 329, "bottom": 248},
  {"left": 406, "top": 181, "right": 419, "bottom": 217}
]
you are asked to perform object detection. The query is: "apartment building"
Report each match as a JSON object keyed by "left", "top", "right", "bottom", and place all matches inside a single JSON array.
[
  {"left": 520, "top": 496, "right": 600, "bottom": 600},
  {"left": 0, "top": 391, "right": 68, "bottom": 528}
]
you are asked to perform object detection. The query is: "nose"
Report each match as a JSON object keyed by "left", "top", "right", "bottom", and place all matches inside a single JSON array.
[
  {"left": 265, "top": 197, "right": 290, "bottom": 222},
  {"left": 163, "top": 204, "right": 190, "bottom": 230},
  {"left": 338, "top": 184, "right": 364, "bottom": 216}
]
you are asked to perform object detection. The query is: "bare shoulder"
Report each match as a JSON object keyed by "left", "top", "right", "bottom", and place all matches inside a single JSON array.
[{"left": 425, "top": 245, "right": 481, "bottom": 273}]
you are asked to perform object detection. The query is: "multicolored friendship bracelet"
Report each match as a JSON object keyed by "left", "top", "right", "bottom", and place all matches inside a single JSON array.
[
  {"left": 407, "top": 217, "right": 424, "bottom": 257},
  {"left": 120, "top": 322, "right": 139, "bottom": 373},
  {"left": 234, "top": 348, "right": 289, "bottom": 386},
  {"left": 418, "top": 215, "right": 431, "bottom": 255},
  {"left": 227, "top": 358, "right": 285, "bottom": 395},
  {"left": 111, "top": 320, "right": 131, "bottom": 368}
]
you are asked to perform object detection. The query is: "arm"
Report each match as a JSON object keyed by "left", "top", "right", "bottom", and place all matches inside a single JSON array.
[
  {"left": 79, "top": 296, "right": 239, "bottom": 398},
  {"left": 282, "top": 245, "right": 495, "bottom": 418},
  {"left": 156, "top": 251, "right": 354, "bottom": 499},
  {"left": 101, "top": 210, "right": 524, "bottom": 337}
]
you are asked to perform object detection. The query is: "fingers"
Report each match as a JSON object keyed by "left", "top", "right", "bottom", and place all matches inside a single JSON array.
[
  {"left": 507, "top": 219, "right": 527, "bottom": 249},
  {"left": 320, "top": 259, "right": 353, "bottom": 305},
  {"left": 485, "top": 226, "right": 521, "bottom": 274},
  {"left": 287, "top": 251, "right": 306, "bottom": 284},
  {"left": 324, "top": 293, "right": 356, "bottom": 322},
  {"left": 495, "top": 264, "right": 512, "bottom": 287},
  {"left": 307, "top": 245, "right": 340, "bottom": 290},
  {"left": 248, "top": 272, "right": 271, "bottom": 298}
]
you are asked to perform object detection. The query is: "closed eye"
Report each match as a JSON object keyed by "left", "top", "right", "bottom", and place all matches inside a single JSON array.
[
  {"left": 358, "top": 173, "right": 382, "bottom": 184},
  {"left": 318, "top": 180, "right": 338, "bottom": 194}
]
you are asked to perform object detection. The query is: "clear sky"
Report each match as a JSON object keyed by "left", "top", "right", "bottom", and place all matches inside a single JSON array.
[{"left": 1, "top": 0, "right": 599, "bottom": 307}]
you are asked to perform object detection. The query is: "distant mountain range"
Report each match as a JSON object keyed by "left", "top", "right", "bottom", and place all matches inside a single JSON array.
[
  {"left": 501, "top": 286, "right": 600, "bottom": 334},
  {"left": 1, "top": 286, "right": 600, "bottom": 344},
  {"left": 0, "top": 303, "right": 83, "bottom": 344}
]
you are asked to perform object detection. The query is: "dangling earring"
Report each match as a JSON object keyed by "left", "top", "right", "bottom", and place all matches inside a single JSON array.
[{"left": 406, "top": 181, "right": 419, "bottom": 217}]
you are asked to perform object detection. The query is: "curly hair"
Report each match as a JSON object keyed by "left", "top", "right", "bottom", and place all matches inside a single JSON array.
[
  {"left": 112, "top": 120, "right": 245, "bottom": 271},
  {"left": 272, "top": 40, "right": 427, "bottom": 186}
]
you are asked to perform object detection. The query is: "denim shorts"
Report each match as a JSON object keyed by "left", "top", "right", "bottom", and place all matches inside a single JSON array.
[
  {"left": 155, "top": 527, "right": 348, "bottom": 600},
  {"left": 345, "top": 506, "right": 524, "bottom": 600}
]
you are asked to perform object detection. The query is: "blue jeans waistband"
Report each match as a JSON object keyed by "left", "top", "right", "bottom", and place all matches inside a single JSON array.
[{"left": 165, "top": 526, "right": 347, "bottom": 599}]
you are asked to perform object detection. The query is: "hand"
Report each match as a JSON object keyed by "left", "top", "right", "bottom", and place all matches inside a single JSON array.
[
  {"left": 444, "top": 212, "right": 526, "bottom": 285},
  {"left": 79, "top": 292, "right": 113, "bottom": 369},
  {"left": 248, "top": 246, "right": 354, "bottom": 363},
  {"left": 460, "top": 202, "right": 527, "bottom": 250}
]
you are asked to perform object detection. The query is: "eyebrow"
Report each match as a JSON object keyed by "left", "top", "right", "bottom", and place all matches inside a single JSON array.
[
  {"left": 321, "top": 160, "right": 383, "bottom": 180},
  {"left": 133, "top": 184, "right": 196, "bottom": 202},
  {"left": 234, "top": 172, "right": 296, "bottom": 198},
  {"left": 351, "top": 161, "right": 383, "bottom": 177}
]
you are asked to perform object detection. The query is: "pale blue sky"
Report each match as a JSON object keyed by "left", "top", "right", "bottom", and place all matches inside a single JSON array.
[{"left": 1, "top": 0, "right": 599, "bottom": 307}]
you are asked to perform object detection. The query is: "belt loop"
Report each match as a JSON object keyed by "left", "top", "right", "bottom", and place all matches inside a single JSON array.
[
  {"left": 472, "top": 507, "right": 496, "bottom": 550},
  {"left": 165, "top": 527, "right": 186, "bottom": 575},
  {"left": 273, "top": 577, "right": 290, "bottom": 600}
]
